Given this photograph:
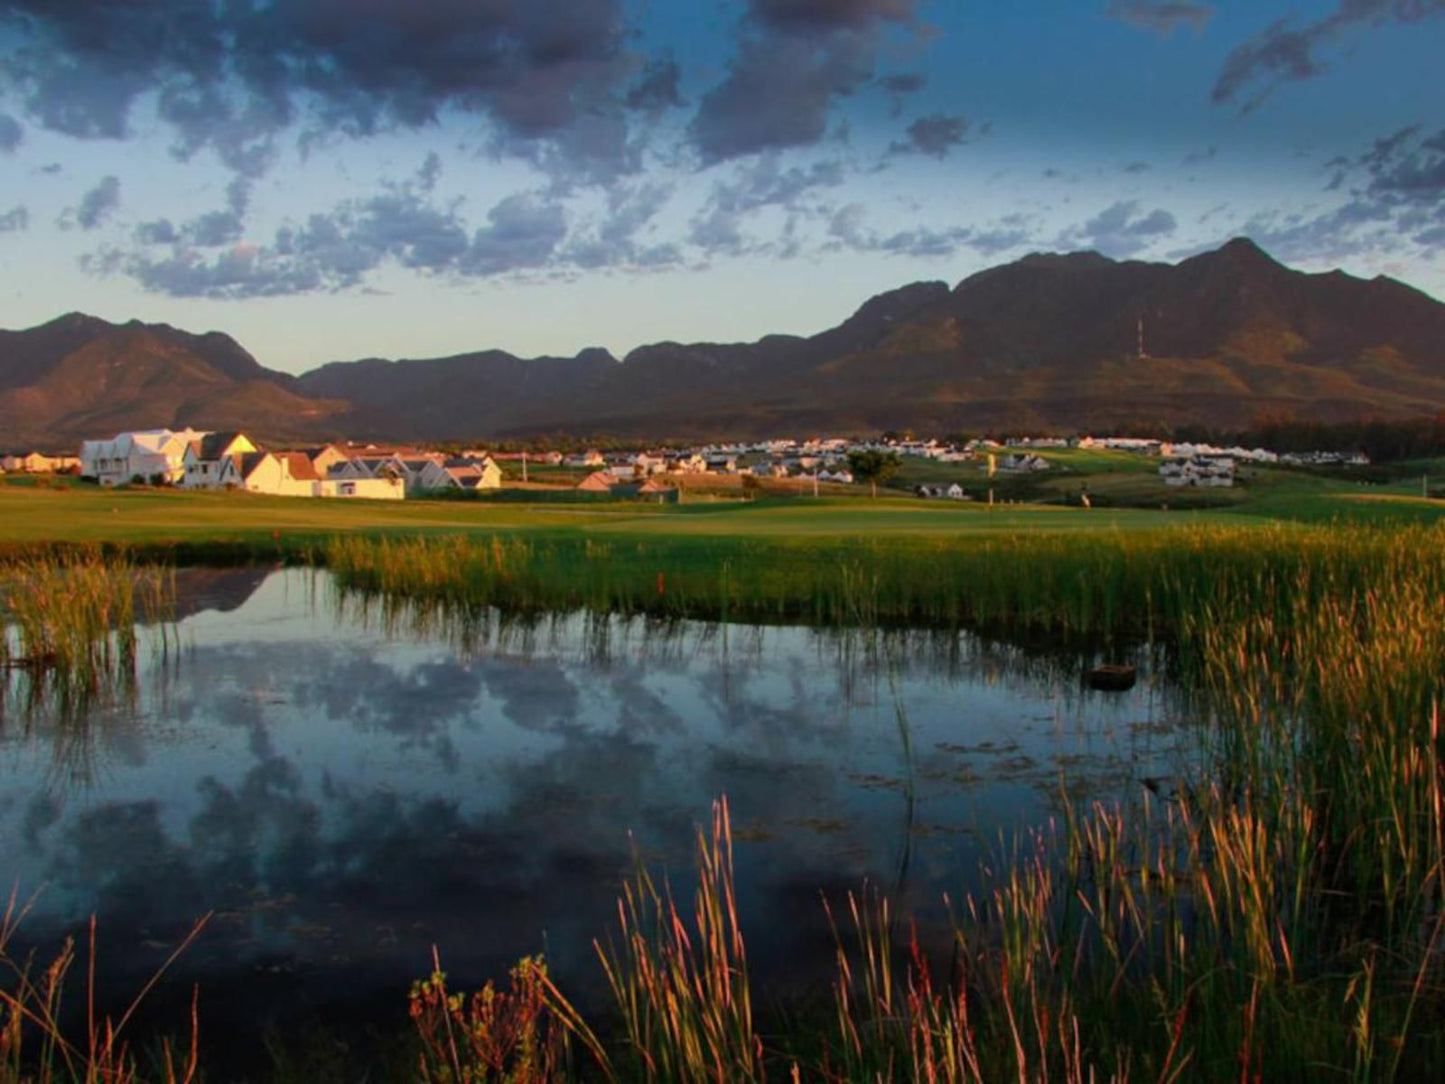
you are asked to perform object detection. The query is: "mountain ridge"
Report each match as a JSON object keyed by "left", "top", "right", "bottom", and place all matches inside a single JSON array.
[{"left": 3, "top": 238, "right": 1443, "bottom": 446}]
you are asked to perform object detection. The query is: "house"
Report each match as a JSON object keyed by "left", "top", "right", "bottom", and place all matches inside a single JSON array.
[
  {"left": 638, "top": 477, "right": 679, "bottom": 502},
  {"left": 314, "top": 476, "right": 405, "bottom": 500},
  {"left": 2, "top": 451, "right": 80, "bottom": 473},
  {"left": 577, "top": 470, "right": 617, "bottom": 492},
  {"left": 218, "top": 450, "right": 320, "bottom": 496},
  {"left": 299, "top": 444, "right": 349, "bottom": 478},
  {"left": 564, "top": 449, "right": 606, "bottom": 468},
  {"left": 418, "top": 456, "right": 503, "bottom": 491},
  {"left": 998, "top": 453, "right": 1051, "bottom": 473},
  {"left": 1159, "top": 456, "right": 1235, "bottom": 487},
  {"left": 669, "top": 453, "right": 709, "bottom": 474},
  {"left": 182, "top": 432, "right": 258, "bottom": 489},
  {"left": 329, "top": 455, "right": 404, "bottom": 482},
  {"left": 80, "top": 428, "right": 206, "bottom": 486},
  {"left": 392, "top": 455, "right": 446, "bottom": 492}
]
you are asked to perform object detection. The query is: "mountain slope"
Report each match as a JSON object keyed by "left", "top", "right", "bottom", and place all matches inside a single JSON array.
[
  {"left": 5, "top": 239, "right": 1444, "bottom": 446},
  {"left": 0, "top": 314, "right": 344, "bottom": 446}
]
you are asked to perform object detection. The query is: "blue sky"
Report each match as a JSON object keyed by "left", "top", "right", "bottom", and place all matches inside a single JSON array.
[{"left": 1, "top": 1, "right": 1441, "bottom": 374}]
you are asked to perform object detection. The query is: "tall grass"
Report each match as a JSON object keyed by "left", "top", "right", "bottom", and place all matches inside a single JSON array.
[
  {"left": 405, "top": 523, "right": 1445, "bottom": 1081},
  {"left": 0, "top": 553, "right": 175, "bottom": 705},
  {"left": 0, "top": 891, "right": 207, "bottom": 1084},
  {"left": 321, "top": 523, "right": 1445, "bottom": 643}
]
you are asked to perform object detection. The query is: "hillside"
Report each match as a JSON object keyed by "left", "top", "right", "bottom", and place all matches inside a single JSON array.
[
  {"left": 4, "top": 239, "right": 1444, "bottom": 445},
  {"left": 0, "top": 314, "right": 345, "bottom": 447}
]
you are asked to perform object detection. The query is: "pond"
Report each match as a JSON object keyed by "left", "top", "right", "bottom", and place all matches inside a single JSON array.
[{"left": 0, "top": 567, "right": 1190, "bottom": 1068}]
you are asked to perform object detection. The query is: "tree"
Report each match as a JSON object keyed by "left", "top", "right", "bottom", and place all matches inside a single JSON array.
[{"left": 846, "top": 449, "right": 902, "bottom": 498}]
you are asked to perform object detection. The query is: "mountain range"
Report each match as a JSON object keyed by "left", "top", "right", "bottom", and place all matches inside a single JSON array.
[{"left": 4, "top": 238, "right": 1444, "bottom": 447}]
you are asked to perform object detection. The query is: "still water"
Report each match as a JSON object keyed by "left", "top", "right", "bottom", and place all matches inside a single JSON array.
[{"left": 0, "top": 568, "right": 1188, "bottom": 1056}]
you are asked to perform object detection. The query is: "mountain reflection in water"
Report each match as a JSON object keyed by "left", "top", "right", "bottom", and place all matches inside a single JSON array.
[{"left": 0, "top": 568, "right": 1189, "bottom": 1060}]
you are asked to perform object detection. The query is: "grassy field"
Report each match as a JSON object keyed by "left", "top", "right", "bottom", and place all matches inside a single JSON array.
[{"left": 3, "top": 458, "right": 1443, "bottom": 556}]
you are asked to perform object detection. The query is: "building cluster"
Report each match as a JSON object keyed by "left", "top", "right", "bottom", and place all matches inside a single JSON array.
[
  {"left": 1, "top": 450, "right": 81, "bottom": 474},
  {"left": 1159, "top": 455, "right": 1236, "bottom": 487},
  {"left": 76, "top": 428, "right": 503, "bottom": 499}
]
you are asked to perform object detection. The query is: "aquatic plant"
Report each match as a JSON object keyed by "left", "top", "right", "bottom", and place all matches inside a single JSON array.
[
  {"left": 0, "top": 553, "right": 175, "bottom": 706},
  {"left": 0, "top": 891, "right": 207, "bottom": 1084}
]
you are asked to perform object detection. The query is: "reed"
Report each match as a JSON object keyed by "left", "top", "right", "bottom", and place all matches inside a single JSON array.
[
  {"left": 319, "top": 523, "right": 1445, "bottom": 644},
  {"left": 0, "top": 891, "right": 207, "bottom": 1084},
  {"left": 593, "top": 798, "right": 762, "bottom": 1084},
  {"left": 0, "top": 553, "right": 176, "bottom": 704}
]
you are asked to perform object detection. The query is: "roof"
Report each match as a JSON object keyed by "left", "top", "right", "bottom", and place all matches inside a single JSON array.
[
  {"left": 234, "top": 451, "right": 273, "bottom": 479},
  {"left": 197, "top": 431, "right": 252, "bottom": 459},
  {"left": 577, "top": 470, "right": 615, "bottom": 491},
  {"left": 275, "top": 451, "right": 320, "bottom": 480}
]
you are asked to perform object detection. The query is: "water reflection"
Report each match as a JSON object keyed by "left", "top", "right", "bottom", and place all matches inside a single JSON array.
[{"left": 0, "top": 568, "right": 1191, "bottom": 1056}]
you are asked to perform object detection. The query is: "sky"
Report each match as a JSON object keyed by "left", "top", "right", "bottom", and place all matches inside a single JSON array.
[{"left": 1, "top": 1, "right": 1442, "bottom": 375}]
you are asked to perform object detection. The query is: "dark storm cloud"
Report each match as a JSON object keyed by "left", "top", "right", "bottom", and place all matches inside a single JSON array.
[
  {"left": 1107, "top": 1, "right": 1215, "bottom": 36},
  {"left": 625, "top": 55, "right": 683, "bottom": 113},
  {"left": 0, "top": 111, "right": 21, "bottom": 151},
  {"left": 1213, "top": 1, "right": 1445, "bottom": 111},
  {"left": 691, "top": 0, "right": 921, "bottom": 163},
  {"left": 1234, "top": 125, "right": 1445, "bottom": 262},
  {"left": 0, "top": 0, "right": 643, "bottom": 182},
  {"left": 65, "top": 174, "right": 120, "bottom": 230},
  {"left": 0, "top": 204, "right": 27, "bottom": 232},
  {"left": 889, "top": 114, "right": 972, "bottom": 159},
  {"left": 1059, "top": 200, "right": 1177, "bottom": 256}
]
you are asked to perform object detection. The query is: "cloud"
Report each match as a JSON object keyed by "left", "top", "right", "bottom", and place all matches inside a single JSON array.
[
  {"left": 691, "top": 0, "right": 922, "bottom": 163},
  {"left": 1213, "top": 1, "right": 1445, "bottom": 110},
  {"left": 1231, "top": 124, "right": 1445, "bottom": 262},
  {"left": 566, "top": 181, "right": 682, "bottom": 270},
  {"left": 460, "top": 194, "right": 568, "bottom": 275},
  {"left": 0, "top": 205, "right": 27, "bottom": 232},
  {"left": 625, "top": 55, "right": 683, "bottom": 113},
  {"left": 689, "top": 156, "right": 846, "bottom": 256},
  {"left": 66, "top": 174, "right": 121, "bottom": 230},
  {"left": 98, "top": 176, "right": 577, "bottom": 299},
  {"left": 416, "top": 152, "right": 442, "bottom": 193},
  {"left": 1107, "top": 2, "right": 1215, "bottom": 36},
  {"left": 889, "top": 114, "right": 972, "bottom": 159},
  {"left": 1059, "top": 200, "right": 1177, "bottom": 256},
  {"left": 0, "top": 112, "right": 21, "bottom": 152},
  {"left": 135, "top": 219, "right": 178, "bottom": 245},
  {"left": 878, "top": 71, "right": 926, "bottom": 116},
  {"left": 0, "top": 0, "right": 646, "bottom": 183},
  {"left": 827, "top": 202, "right": 1030, "bottom": 259}
]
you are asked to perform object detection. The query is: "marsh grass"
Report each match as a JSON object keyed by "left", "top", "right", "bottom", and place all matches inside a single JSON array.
[
  {"left": 0, "top": 554, "right": 176, "bottom": 708},
  {"left": 320, "top": 523, "right": 1445, "bottom": 643},
  {"left": 0, "top": 891, "right": 207, "bottom": 1084},
  {"left": 404, "top": 523, "right": 1445, "bottom": 1081}
]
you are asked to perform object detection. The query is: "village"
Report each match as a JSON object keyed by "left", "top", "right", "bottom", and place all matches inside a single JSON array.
[{"left": 0, "top": 427, "right": 1375, "bottom": 499}]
